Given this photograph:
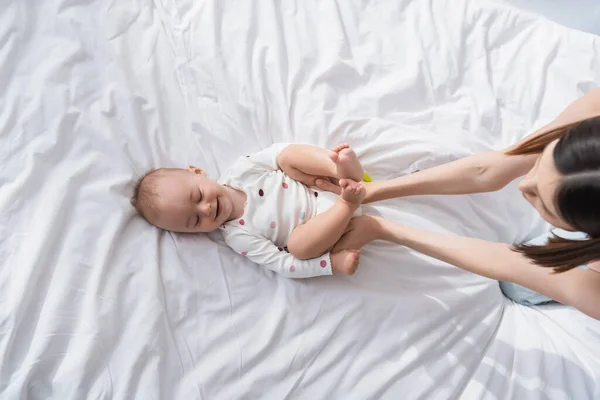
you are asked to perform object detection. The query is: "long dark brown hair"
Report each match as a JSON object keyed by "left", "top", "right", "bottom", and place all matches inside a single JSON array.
[{"left": 506, "top": 116, "right": 600, "bottom": 272}]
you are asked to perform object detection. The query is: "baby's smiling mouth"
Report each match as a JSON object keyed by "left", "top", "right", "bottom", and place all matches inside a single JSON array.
[{"left": 215, "top": 198, "right": 220, "bottom": 220}]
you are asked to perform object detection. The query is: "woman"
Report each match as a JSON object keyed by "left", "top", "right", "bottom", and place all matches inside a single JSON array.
[{"left": 318, "top": 88, "right": 600, "bottom": 321}]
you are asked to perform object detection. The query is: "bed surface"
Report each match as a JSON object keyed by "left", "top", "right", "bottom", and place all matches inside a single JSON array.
[{"left": 1, "top": 0, "right": 599, "bottom": 398}]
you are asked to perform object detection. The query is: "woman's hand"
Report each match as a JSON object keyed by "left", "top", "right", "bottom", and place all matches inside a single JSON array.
[
  {"left": 316, "top": 178, "right": 377, "bottom": 203},
  {"left": 315, "top": 177, "right": 342, "bottom": 195},
  {"left": 332, "top": 215, "right": 385, "bottom": 252}
]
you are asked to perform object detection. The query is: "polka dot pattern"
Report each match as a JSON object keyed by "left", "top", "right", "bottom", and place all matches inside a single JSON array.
[{"left": 217, "top": 141, "right": 376, "bottom": 282}]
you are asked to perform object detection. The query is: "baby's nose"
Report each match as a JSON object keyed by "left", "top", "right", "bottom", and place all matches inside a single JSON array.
[{"left": 199, "top": 202, "right": 211, "bottom": 215}]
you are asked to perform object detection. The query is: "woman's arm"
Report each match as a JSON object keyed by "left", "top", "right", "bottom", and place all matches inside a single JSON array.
[
  {"left": 316, "top": 146, "right": 535, "bottom": 204},
  {"left": 361, "top": 151, "right": 535, "bottom": 203},
  {"left": 373, "top": 218, "right": 600, "bottom": 320},
  {"left": 316, "top": 89, "right": 600, "bottom": 203}
]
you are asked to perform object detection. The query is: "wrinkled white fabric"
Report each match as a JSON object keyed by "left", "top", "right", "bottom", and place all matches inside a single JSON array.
[{"left": 1, "top": 0, "right": 599, "bottom": 398}]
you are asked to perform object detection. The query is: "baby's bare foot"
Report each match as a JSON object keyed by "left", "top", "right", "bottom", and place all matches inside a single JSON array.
[
  {"left": 340, "top": 178, "right": 366, "bottom": 205},
  {"left": 331, "top": 249, "right": 361, "bottom": 275},
  {"left": 329, "top": 143, "right": 364, "bottom": 182}
]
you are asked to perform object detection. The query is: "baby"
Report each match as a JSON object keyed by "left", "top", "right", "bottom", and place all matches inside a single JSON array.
[{"left": 131, "top": 143, "right": 374, "bottom": 277}]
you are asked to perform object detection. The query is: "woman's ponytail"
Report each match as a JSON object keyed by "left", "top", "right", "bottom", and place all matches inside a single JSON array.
[{"left": 512, "top": 234, "right": 600, "bottom": 273}]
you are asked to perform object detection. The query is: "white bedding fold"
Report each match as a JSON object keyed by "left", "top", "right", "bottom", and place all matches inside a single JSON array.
[{"left": 1, "top": 0, "right": 599, "bottom": 398}]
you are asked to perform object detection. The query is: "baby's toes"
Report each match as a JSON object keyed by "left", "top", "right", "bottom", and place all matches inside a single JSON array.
[
  {"left": 333, "top": 143, "right": 349, "bottom": 152},
  {"left": 352, "top": 255, "right": 360, "bottom": 271}
]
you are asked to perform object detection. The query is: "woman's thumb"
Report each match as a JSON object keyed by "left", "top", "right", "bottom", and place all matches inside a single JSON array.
[{"left": 316, "top": 178, "right": 341, "bottom": 194}]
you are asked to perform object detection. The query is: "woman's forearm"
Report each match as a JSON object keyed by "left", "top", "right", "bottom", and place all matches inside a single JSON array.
[
  {"left": 377, "top": 219, "right": 523, "bottom": 281},
  {"left": 363, "top": 151, "right": 521, "bottom": 203},
  {"left": 374, "top": 218, "right": 600, "bottom": 320}
]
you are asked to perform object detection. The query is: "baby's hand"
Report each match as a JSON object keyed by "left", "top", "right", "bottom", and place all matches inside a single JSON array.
[
  {"left": 331, "top": 249, "right": 361, "bottom": 275},
  {"left": 340, "top": 178, "right": 366, "bottom": 205}
]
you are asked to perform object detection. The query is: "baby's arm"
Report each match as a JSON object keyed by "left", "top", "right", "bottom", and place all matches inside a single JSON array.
[
  {"left": 224, "top": 227, "right": 361, "bottom": 277},
  {"left": 277, "top": 144, "right": 365, "bottom": 187},
  {"left": 224, "top": 227, "right": 332, "bottom": 278}
]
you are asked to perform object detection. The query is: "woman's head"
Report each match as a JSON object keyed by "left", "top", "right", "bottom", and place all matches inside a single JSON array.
[{"left": 507, "top": 116, "right": 600, "bottom": 271}]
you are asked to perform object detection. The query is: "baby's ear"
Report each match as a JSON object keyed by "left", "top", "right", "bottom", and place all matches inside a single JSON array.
[{"left": 187, "top": 165, "right": 206, "bottom": 176}]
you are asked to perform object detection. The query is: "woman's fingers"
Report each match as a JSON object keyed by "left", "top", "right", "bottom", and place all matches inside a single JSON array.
[{"left": 315, "top": 178, "right": 342, "bottom": 195}]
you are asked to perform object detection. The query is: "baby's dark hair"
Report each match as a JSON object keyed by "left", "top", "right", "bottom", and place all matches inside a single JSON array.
[{"left": 131, "top": 168, "right": 178, "bottom": 219}]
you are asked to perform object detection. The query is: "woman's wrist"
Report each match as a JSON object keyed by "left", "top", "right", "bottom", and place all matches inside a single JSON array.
[
  {"left": 368, "top": 215, "right": 392, "bottom": 241},
  {"left": 363, "top": 181, "right": 381, "bottom": 203},
  {"left": 378, "top": 218, "right": 399, "bottom": 243},
  {"left": 364, "top": 180, "right": 404, "bottom": 203}
]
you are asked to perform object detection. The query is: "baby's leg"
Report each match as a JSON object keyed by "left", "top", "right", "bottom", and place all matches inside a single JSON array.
[
  {"left": 277, "top": 144, "right": 364, "bottom": 187},
  {"left": 287, "top": 181, "right": 365, "bottom": 260}
]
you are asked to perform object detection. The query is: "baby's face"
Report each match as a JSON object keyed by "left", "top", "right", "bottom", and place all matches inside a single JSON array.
[{"left": 148, "top": 168, "right": 234, "bottom": 233}]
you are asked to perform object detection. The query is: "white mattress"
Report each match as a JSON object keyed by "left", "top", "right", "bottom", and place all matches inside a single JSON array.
[{"left": 1, "top": 0, "right": 599, "bottom": 398}]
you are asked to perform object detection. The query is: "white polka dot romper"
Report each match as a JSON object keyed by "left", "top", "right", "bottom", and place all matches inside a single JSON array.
[{"left": 218, "top": 143, "right": 346, "bottom": 278}]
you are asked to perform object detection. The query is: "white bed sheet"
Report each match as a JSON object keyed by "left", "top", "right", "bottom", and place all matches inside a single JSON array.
[{"left": 1, "top": 0, "right": 599, "bottom": 398}]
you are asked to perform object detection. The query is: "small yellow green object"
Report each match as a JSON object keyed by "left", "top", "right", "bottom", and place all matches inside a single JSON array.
[{"left": 363, "top": 171, "right": 372, "bottom": 182}]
